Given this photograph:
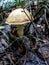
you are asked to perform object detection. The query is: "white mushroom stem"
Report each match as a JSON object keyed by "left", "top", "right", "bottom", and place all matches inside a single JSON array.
[{"left": 17, "top": 25, "right": 24, "bottom": 37}]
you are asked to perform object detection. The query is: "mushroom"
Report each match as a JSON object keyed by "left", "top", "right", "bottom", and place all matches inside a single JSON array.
[{"left": 6, "top": 8, "right": 34, "bottom": 37}]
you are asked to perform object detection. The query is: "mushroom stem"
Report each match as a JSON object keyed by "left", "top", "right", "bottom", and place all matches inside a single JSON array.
[{"left": 17, "top": 25, "right": 24, "bottom": 37}]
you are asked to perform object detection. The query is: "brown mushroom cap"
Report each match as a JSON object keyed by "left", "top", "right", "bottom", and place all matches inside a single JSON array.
[{"left": 6, "top": 8, "right": 34, "bottom": 25}]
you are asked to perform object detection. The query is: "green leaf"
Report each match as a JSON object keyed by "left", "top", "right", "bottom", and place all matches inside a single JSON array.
[{"left": 0, "top": 26, "right": 5, "bottom": 30}]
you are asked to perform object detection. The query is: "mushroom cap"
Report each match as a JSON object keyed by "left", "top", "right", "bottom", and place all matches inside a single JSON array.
[{"left": 6, "top": 8, "right": 34, "bottom": 25}]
